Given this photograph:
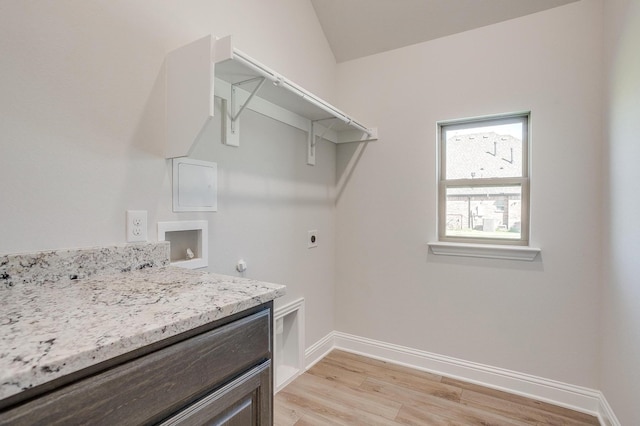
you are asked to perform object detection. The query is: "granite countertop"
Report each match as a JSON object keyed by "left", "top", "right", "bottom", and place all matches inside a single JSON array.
[{"left": 0, "top": 243, "right": 286, "bottom": 402}]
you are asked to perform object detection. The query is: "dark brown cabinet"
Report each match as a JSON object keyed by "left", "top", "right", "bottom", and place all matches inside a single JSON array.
[
  {"left": 0, "top": 303, "right": 273, "bottom": 426},
  {"left": 160, "top": 361, "right": 271, "bottom": 426}
]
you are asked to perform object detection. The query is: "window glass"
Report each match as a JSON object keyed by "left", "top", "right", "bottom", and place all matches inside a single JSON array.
[
  {"left": 445, "top": 185, "right": 522, "bottom": 240},
  {"left": 445, "top": 122, "right": 523, "bottom": 179}
]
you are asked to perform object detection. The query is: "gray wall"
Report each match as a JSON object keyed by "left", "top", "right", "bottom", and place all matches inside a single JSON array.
[
  {"left": 0, "top": 0, "right": 337, "bottom": 349},
  {"left": 334, "top": 0, "right": 603, "bottom": 389},
  {"left": 190, "top": 105, "right": 337, "bottom": 346},
  {"left": 602, "top": 0, "right": 640, "bottom": 424}
]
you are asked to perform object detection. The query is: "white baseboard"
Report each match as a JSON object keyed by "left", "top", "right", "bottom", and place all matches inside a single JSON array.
[
  {"left": 303, "top": 330, "right": 618, "bottom": 424},
  {"left": 304, "top": 331, "right": 336, "bottom": 370},
  {"left": 597, "top": 392, "right": 621, "bottom": 426}
]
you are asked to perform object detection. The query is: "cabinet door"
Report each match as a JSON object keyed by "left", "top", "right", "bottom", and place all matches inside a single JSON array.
[{"left": 160, "top": 361, "right": 272, "bottom": 426}]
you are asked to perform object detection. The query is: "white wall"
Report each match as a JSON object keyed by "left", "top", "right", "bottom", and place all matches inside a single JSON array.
[
  {"left": 335, "top": 0, "right": 603, "bottom": 388},
  {"left": 190, "top": 105, "right": 337, "bottom": 347},
  {"left": 601, "top": 0, "right": 640, "bottom": 424},
  {"left": 0, "top": 0, "right": 336, "bottom": 347}
]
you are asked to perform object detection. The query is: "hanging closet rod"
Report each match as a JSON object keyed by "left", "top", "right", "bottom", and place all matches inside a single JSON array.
[{"left": 232, "top": 49, "right": 372, "bottom": 137}]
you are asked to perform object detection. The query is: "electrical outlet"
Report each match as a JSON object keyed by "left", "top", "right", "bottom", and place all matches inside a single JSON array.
[
  {"left": 308, "top": 230, "right": 318, "bottom": 249},
  {"left": 126, "top": 210, "right": 148, "bottom": 242}
]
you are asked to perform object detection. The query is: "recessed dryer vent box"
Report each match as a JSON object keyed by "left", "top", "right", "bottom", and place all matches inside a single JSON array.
[
  {"left": 274, "top": 298, "right": 305, "bottom": 392},
  {"left": 172, "top": 158, "right": 217, "bottom": 212},
  {"left": 157, "top": 220, "right": 208, "bottom": 269}
]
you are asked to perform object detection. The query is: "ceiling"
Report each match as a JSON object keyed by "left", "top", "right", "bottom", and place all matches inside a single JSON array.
[{"left": 310, "top": 0, "right": 580, "bottom": 63}]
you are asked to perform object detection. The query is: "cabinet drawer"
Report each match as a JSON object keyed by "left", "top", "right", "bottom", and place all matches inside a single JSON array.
[
  {"left": 159, "top": 361, "right": 271, "bottom": 426},
  {"left": 0, "top": 309, "right": 271, "bottom": 426}
]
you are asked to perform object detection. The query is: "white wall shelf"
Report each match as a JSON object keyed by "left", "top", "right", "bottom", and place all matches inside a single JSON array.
[{"left": 165, "top": 35, "right": 378, "bottom": 164}]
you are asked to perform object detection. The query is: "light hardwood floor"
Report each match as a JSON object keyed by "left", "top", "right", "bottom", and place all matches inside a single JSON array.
[{"left": 274, "top": 350, "right": 600, "bottom": 425}]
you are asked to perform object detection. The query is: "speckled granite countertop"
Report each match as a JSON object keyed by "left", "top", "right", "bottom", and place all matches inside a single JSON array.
[{"left": 0, "top": 243, "right": 285, "bottom": 402}]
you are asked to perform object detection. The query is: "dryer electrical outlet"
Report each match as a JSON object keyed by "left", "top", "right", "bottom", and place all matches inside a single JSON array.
[
  {"left": 308, "top": 230, "right": 318, "bottom": 249},
  {"left": 126, "top": 210, "right": 148, "bottom": 242}
]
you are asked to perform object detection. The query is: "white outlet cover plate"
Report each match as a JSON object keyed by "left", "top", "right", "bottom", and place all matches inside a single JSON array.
[{"left": 127, "top": 210, "right": 148, "bottom": 242}]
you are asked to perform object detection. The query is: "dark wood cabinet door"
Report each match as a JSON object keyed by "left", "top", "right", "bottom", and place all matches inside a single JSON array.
[{"left": 159, "top": 361, "right": 272, "bottom": 426}]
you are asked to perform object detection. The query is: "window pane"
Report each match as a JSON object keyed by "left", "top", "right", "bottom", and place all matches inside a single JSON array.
[
  {"left": 445, "top": 185, "right": 522, "bottom": 240},
  {"left": 445, "top": 122, "right": 523, "bottom": 179}
]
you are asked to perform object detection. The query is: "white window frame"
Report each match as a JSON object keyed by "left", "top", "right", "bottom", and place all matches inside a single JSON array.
[{"left": 438, "top": 112, "right": 530, "bottom": 247}]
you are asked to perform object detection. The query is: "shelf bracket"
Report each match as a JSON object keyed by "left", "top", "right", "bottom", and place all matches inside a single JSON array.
[
  {"left": 224, "top": 76, "right": 266, "bottom": 147},
  {"left": 308, "top": 119, "right": 337, "bottom": 166}
]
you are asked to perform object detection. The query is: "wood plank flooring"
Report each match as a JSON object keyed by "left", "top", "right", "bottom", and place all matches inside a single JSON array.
[{"left": 274, "top": 350, "right": 600, "bottom": 425}]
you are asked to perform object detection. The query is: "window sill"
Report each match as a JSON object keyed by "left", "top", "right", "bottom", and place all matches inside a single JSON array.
[{"left": 428, "top": 241, "right": 540, "bottom": 261}]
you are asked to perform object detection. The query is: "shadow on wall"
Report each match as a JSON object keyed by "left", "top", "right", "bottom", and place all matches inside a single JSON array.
[
  {"left": 183, "top": 102, "right": 339, "bottom": 208},
  {"left": 130, "top": 63, "right": 167, "bottom": 158},
  {"left": 336, "top": 140, "right": 369, "bottom": 203}
]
